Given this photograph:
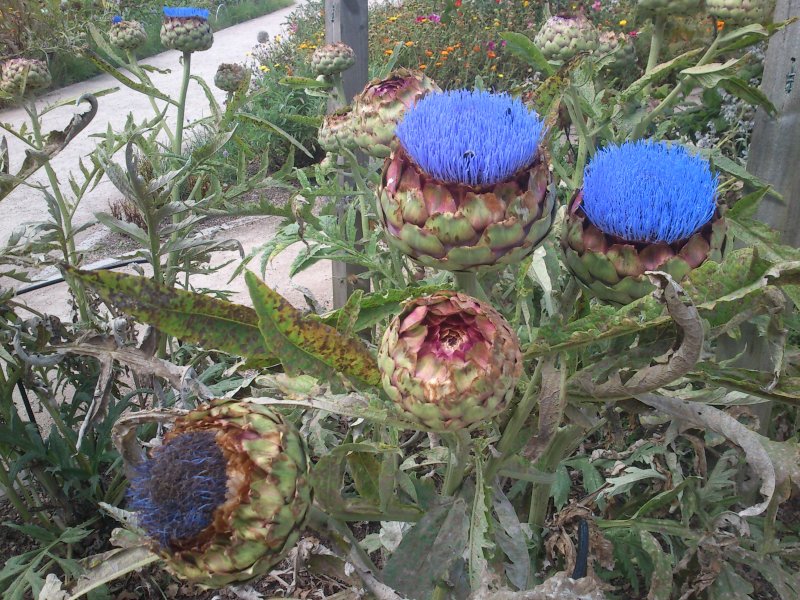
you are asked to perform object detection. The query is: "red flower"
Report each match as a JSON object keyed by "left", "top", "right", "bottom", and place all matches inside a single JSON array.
[{"left": 454, "top": 0, "right": 462, "bottom": 6}]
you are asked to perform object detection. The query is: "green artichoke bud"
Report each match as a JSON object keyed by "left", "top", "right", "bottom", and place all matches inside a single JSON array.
[
  {"left": 561, "top": 140, "right": 727, "bottom": 305},
  {"left": 311, "top": 42, "right": 356, "bottom": 75},
  {"left": 706, "top": 0, "right": 773, "bottom": 25},
  {"left": 110, "top": 17, "right": 148, "bottom": 51},
  {"left": 214, "top": 63, "right": 247, "bottom": 93},
  {"left": 637, "top": 0, "right": 702, "bottom": 15},
  {"left": 127, "top": 399, "right": 312, "bottom": 588},
  {"left": 597, "top": 31, "right": 637, "bottom": 71},
  {"left": 350, "top": 68, "right": 440, "bottom": 158},
  {"left": 378, "top": 291, "right": 522, "bottom": 432},
  {"left": 379, "top": 90, "right": 554, "bottom": 272},
  {"left": 160, "top": 7, "right": 214, "bottom": 53},
  {"left": 534, "top": 15, "right": 599, "bottom": 62},
  {"left": 318, "top": 106, "right": 358, "bottom": 153},
  {"left": 0, "top": 58, "right": 51, "bottom": 97}
]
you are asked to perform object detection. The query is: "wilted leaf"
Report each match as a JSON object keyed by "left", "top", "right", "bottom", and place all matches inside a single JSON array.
[{"left": 639, "top": 531, "right": 672, "bottom": 600}]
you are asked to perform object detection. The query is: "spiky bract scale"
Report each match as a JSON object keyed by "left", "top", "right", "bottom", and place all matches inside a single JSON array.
[
  {"left": 0, "top": 58, "right": 51, "bottom": 96},
  {"left": 110, "top": 19, "right": 148, "bottom": 51},
  {"left": 214, "top": 63, "right": 247, "bottom": 93},
  {"left": 534, "top": 15, "right": 599, "bottom": 62},
  {"left": 395, "top": 90, "right": 545, "bottom": 187},
  {"left": 311, "top": 42, "right": 356, "bottom": 75},
  {"left": 161, "top": 6, "right": 213, "bottom": 52},
  {"left": 128, "top": 399, "right": 312, "bottom": 589},
  {"left": 582, "top": 140, "right": 718, "bottom": 245},
  {"left": 378, "top": 292, "right": 522, "bottom": 431}
]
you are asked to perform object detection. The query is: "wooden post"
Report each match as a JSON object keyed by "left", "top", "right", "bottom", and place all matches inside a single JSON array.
[
  {"left": 326, "top": 0, "right": 370, "bottom": 308},
  {"left": 747, "top": 0, "right": 800, "bottom": 243}
]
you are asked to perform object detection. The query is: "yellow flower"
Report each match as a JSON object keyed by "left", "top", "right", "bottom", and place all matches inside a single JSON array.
[
  {"left": 619, "top": 19, "right": 628, "bottom": 26},
  {"left": 498, "top": 73, "right": 504, "bottom": 78},
  {"left": 388, "top": 15, "right": 398, "bottom": 22},
  {"left": 274, "top": 34, "right": 282, "bottom": 42},
  {"left": 384, "top": 49, "right": 393, "bottom": 55},
  {"left": 405, "top": 41, "right": 414, "bottom": 47},
  {"left": 523, "top": 0, "right": 529, "bottom": 6},
  {"left": 260, "top": 65, "right": 270, "bottom": 72}
]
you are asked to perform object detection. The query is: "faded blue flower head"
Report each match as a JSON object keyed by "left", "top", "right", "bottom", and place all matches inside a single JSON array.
[
  {"left": 163, "top": 6, "right": 210, "bottom": 20},
  {"left": 395, "top": 89, "right": 545, "bottom": 187},
  {"left": 127, "top": 430, "right": 228, "bottom": 548},
  {"left": 112, "top": 15, "right": 123, "bottom": 24},
  {"left": 582, "top": 140, "right": 718, "bottom": 244}
]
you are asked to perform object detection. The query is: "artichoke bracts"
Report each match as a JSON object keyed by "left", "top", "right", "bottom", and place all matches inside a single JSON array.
[
  {"left": 318, "top": 106, "right": 358, "bottom": 153},
  {"left": 561, "top": 141, "right": 727, "bottom": 306},
  {"left": 128, "top": 400, "right": 312, "bottom": 588},
  {"left": 597, "top": 31, "right": 637, "bottom": 71},
  {"left": 214, "top": 63, "right": 247, "bottom": 93},
  {"left": 379, "top": 90, "right": 554, "bottom": 272},
  {"left": 350, "top": 69, "right": 440, "bottom": 158},
  {"left": 378, "top": 292, "right": 522, "bottom": 432},
  {"left": 311, "top": 42, "right": 356, "bottom": 76},
  {"left": 0, "top": 58, "right": 51, "bottom": 97},
  {"left": 637, "top": 0, "right": 703, "bottom": 15},
  {"left": 161, "top": 7, "right": 213, "bottom": 53},
  {"left": 110, "top": 16, "right": 148, "bottom": 51},
  {"left": 534, "top": 15, "right": 599, "bottom": 62},
  {"left": 706, "top": 0, "right": 773, "bottom": 25}
]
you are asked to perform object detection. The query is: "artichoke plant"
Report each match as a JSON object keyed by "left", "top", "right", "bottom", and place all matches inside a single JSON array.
[
  {"left": 214, "top": 63, "right": 247, "bottom": 93},
  {"left": 311, "top": 42, "right": 356, "bottom": 76},
  {"left": 378, "top": 291, "right": 522, "bottom": 432},
  {"left": 127, "top": 399, "right": 312, "bottom": 588},
  {"left": 109, "top": 16, "right": 148, "bottom": 51},
  {"left": 597, "top": 31, "right": 637, "bottom": 72},
  {"left": 534, "top": 14, "right": 599, "bottom": 62},
  {"left": 161, "top": 6, "right": 214, "bottom": 53},
  {"left": 0, "top": 58, "right": 51, "bottom": 97},
  {"left": 350, "top": 68, "right": 440, "bottom": 158},
  {"left": 379, "top": 90, "right": 554, "bottom": 271},
  {"left": 706, "top": 0, "right": 773, "bottom": 25},
  {"left": 318, "top": 106, "right": 358, "bottom": 153},
  {"left": 561, "top": 140, "right": 727, "bottom": 305},
  {"left": 637, "top": 0, "right": 703, "bottom": 15}
]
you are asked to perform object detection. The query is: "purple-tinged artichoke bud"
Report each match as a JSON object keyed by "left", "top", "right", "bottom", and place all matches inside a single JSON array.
[
  {"left": 160, "top": 7, "right": 213, "bottom": 53},
  {"left": 379, "top": 90, "right": 554, "bottom": 272},
  {"left": 318, "top": 106, "right": 358, "bottom": 152},
  {"left": 127, "top": 400, "right": 312, "bottom": 588},
  {"left": 351, "top": 68, "right": 440, "bottom": 158},
  {"left": 0, "top": 58, "right": 51, "bottom": 97},
  {"left": 561, "top": 140, "right": 727, "bottom": 305},
  {"left": 706, "top": 0, "right": 773, "bottom": 25},
  {"left": 597, "top": 31, "right": 637, "bottom": 72},
  {"left": 214, "top": 63, "right": 247, "bottom": 93},
  {"left": 311, "top": 42, "right": 355, "bottom": 76},
  {"left": 378, "top": 291, "right": 522, "bottom": 432},
  {"left": 110, "top": 18, "right": 148, "bottom": 51},
  {"left": 534, "top": 15, "right": 599, "bottom": 62}
]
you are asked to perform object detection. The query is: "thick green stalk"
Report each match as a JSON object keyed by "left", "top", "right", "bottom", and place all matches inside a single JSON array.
[
  {"left": 453, "top": 271, "right": 489, "bottom": 302},
  {"left": 0, "top": 462, "right": 32, "bottom": 522},
  {"left": 165, "top": 51, "right": 193, "bottom": 287},
  {"left": 646, "top": 13, "right": 667, "bottom": 74},
  {"left": 25, "top": 102, "right": 90, "bottom": 322}
]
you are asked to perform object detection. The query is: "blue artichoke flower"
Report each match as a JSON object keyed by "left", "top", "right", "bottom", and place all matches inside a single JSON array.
[
  {"left": 162, "top": 6, "right": 210, "bottom": 20},
  {"left": 395, "top": 89, "right": 545, "bottom": 187}
]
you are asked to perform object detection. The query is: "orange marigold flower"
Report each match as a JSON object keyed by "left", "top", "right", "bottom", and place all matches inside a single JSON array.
[
  {"left": 435, "top": 61, "right": 443, "bottom": 66},
  {"left": 425, "top": 50, "right": 433, "bottom": 57},
  {"left": 716, "top": 19, "right": 725, "bottom": 30},
  {"left": 419, "top": 64, "right": 427, "bottom": 70},
  {"left": 384, "top": 49, "right": 393, "bottom": 55},
  {"left": 405, "top": 41, "right": 414, "bottom": 47},
  {"left": 441, "top": 50, "right": 449, "bottom": 56},
  {"left": 473, "top": 44, "right": 480, "bottom": 52},
  {"left": 487, "top": 50, "right": 497, "bottom": 59}
]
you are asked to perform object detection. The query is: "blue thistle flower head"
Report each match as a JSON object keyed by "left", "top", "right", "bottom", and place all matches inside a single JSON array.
[
  {"left": 395, "top": 89, "right": 545, "bottom": 187},
  {"left": 112, "top": 15, "right": 123, "bottom": 24},
  {"left": 163, "top": 6, "right": 210, "bottom": 20},
  {"left": 582, "top": 140, "right": 718, "bottom": 244},
  {"left": 127, "top": 430, "right": 228, "bottom": 548}
]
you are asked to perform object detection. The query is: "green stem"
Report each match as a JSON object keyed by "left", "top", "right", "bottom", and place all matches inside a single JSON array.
[
  {"left": 25, "top": 102, "right": 90, "bottom": 322},
  {"left": 165, "top": 51, "right": 192, "bottom": 287},
  {"left": 646, "top": 13, "right": 667, "bottom": 75},
  {"left": 442, "top": 430, "right": 471, "bottom": 496},
  {"left": 633, "top": 33, "right": 722, "bottom": 139},
  {"left": 0, "top": 461, "right": 32, "bottom": 522},
  {"left": 126, "top": 49, "right": 174, "bottom": 145},
  {"left": 452, "top": 271, "right": 489, "bottom": 302}
]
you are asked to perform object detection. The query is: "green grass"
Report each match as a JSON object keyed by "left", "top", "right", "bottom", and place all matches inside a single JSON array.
[{"left": 48, "top": 0, "right": 293, "bottom": 88}]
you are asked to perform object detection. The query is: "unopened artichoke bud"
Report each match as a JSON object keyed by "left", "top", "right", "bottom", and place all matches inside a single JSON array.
[
  {"left": 378, "top": 291, "right": 522, "bottom": 432},
  {"left": 127, "top": 400, "right": 312, "bottom": 588},
  {"left": 597, "top": 31, "right": 637, "bottom": 72},
  {"left": 110, "top": 16, "right": 148, "bottom": 51},
  {"left": 214, "top": 63, "right": 247, "bottom": 93},
  {"left": 561, "top": 140, "right": 727, "bottom": 306},
  {"left": 350, "top": 68, "right": 440, "bottom": 158},
  {"left": 379, "top": 90, "right": 554, "bottom": 272},
  {"left": 534, "top": 15, "right": 599, "bottom": 62},
  {"left": 706, "top": 0, "right": 773, "bottom": 25},
  {"left": 311, "top": 42, "right": 356, "bottom": 76},
  {"left": 637, "top": 0, "right": 702, "bottom": 15},
  {"left": 0, "top": 58, "right": 51, "bottom": 97},
  {"left": 160, "top": 7, "right": 214, "bottom": 53},
  {"left": 318, "top": 106, "right": 358, "bottom": 153}
]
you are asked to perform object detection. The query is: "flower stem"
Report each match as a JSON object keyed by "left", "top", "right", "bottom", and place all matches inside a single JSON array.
[
  {"left": 442, "top": 430, "right": 471, "bottom": 496},
  {"left": 646, "top": 13, "right": 667, "bottom": 74},
  {"left": 453, "top": 271, "right": 489, "bottom": 302}
]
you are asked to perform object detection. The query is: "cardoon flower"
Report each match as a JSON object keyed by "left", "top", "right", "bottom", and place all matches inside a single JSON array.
[
  {"left": 127, "top": 400, "right": 312, "bottom": 588},
  {"left": 160, "top": 6, "right": 214, "bottom": 53},
  {"left": 110, "top": 16, "right": 148, "bottom": 51},
  {"left": 534, "top": 14, "right": 599, "bottom": 62},
  {"left": 561, "top": 140, "right": 727, "bottom": 305},
  {"left": 379, "top": 89, "right": 554, "bottom": 272}
]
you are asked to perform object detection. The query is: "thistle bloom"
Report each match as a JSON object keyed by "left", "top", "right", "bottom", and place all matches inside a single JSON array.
[
  {"left": 127, "top": 400, "right": 312, "bottom": 588},
  {"left": 161, "top": 6, "right": 214, "bottom": 53},
  {"left": 561, "top": 140, "right": 726, "bottom": 305},
  {"left": 112, "top": 15, "right": 123, "bottom": 23},
  {"left": 379, "top": 89, "right": 554, "bottom": 271}
]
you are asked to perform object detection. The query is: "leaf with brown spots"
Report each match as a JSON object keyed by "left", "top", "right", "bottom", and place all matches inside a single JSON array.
[{"left": 245, "top": 271, "right": 380, "bottom": 390}]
